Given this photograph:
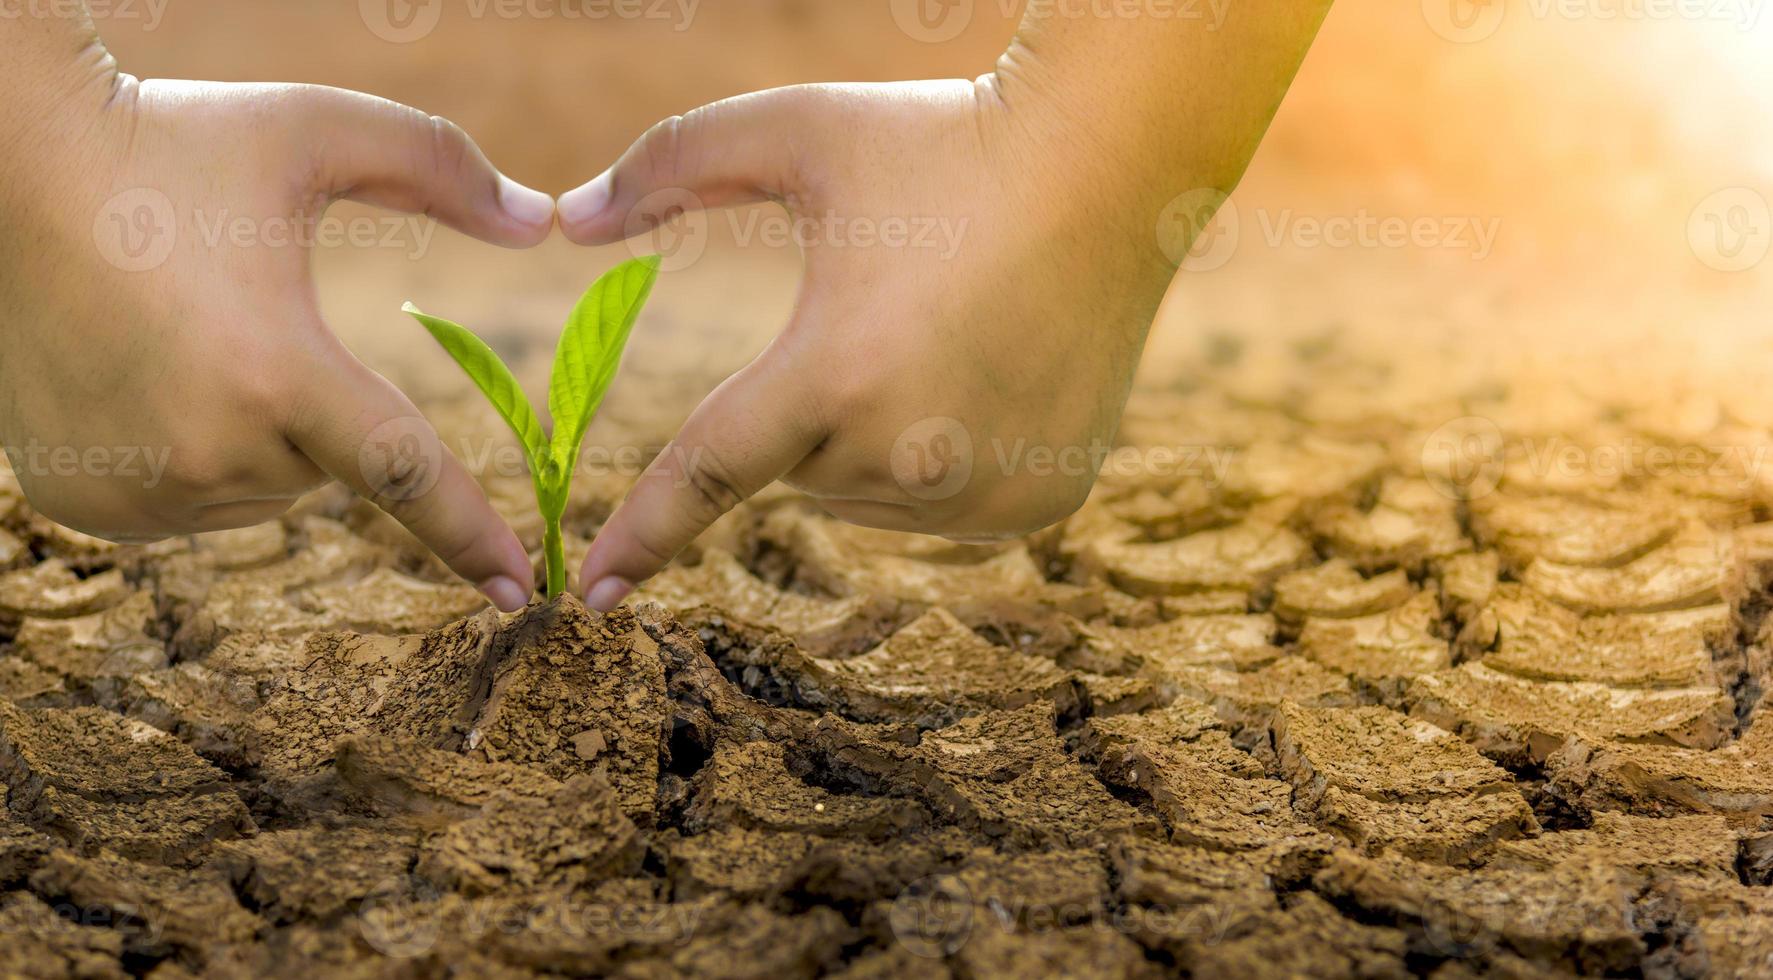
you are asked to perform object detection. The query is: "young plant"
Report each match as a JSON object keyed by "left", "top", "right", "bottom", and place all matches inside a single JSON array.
[{"left": 402, "top": 256, "right": 661, "bottom": 600}]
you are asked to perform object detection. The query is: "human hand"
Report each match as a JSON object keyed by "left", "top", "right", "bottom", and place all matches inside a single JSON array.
[
  {"left": 559, "top": 79, "right": 1183, "bottom": 610},
  {"left": 0, "top": 68, "right": 552, "bottom": 611}
]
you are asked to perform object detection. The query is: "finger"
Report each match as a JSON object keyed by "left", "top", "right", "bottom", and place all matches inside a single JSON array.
[
  {"left": 557, "top": 86, "right": 817, "bottom": 245},
  {"left": 294, "top": 85, "right": 554, "bottom": 247},
  {"left": 578, "top": 353, "right": 826, "bottom": 610},
  {"left": 284, "top": 351, "right": 536, "bottom": 612}
]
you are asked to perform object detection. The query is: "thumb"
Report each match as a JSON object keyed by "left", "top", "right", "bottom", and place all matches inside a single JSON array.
[
  {"left": 578, "top": 352, "right": 826, "bottom": 610},
  {"left": 292, "top": 85, "right": 555, "bottom": 247},
  {"left": 285, "top": 349, "right": 537, "bottom": 612},
  {"left": 556, "top": 86, "right": 819, "bottom": 246}
]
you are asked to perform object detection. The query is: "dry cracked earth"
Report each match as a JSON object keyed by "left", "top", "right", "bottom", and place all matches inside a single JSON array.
[{"left": 3, "top": 336, "right": 1773, "bottom": 978}]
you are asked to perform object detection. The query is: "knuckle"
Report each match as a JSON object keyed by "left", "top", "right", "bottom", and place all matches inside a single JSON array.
[
  {"left": 812, "top": 363, "right": 880, "bottom": 423},
  {"left": 679, "top": 450, "right": 747, "bottom": 526},
  {"left": 160, "top": 447, "right": 236, "bottom": 496},
  {"left": 639, "top": 114, "right": 689, "bottom": 186},
  {"left": 424, "top": 113, "right": 474, "bottom": 180}
]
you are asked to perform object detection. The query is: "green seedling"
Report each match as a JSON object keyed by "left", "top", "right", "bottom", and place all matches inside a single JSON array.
[{"left": 403, "top": 256, "right": 661, "bottom": 599}]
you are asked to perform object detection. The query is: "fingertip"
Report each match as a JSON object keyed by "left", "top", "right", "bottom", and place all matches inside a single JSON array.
[
  {"left": 558, "top": 172, "right": 613, "bottom": 244},
  {"left": 497, "top": 175, "right": 557, "bottom": 243},
  {"left": 480, "top": 576, "right": 531, "bottom": 613},
  {"left": 583, "top": 576, "right": 635, "bottom": 613}
]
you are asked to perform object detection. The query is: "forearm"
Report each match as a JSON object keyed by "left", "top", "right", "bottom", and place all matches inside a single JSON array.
[{"left": 989, "top": 2, "right": 1334, "bottom": 224}]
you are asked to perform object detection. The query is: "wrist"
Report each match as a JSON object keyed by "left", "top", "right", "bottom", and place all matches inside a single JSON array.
[
  {"left": 984, "top": 2, "right": 1332, "bottom": 276},
  {"left": 973, "top": 69, "right": 1184, "bottom": 312}
]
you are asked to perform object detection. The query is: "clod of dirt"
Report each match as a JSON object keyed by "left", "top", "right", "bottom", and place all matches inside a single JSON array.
[
  {"left": 0, "top": 560, "right": 131, "bottom": 635},
  {"left": 1437, "top": 551, "right": 1499, "bottom": 619},
  {"left": 25, "top": 520, "right": 131, "bottom": 574},
  {"left": 1271, "top": 703, "right": 1537, "bottom": 864},
  {"left": 1272, "top": 560, "right": 1415, "bottom": 625},
  {"left": 29, "top": 848, "right": 261, "bottom": 960},
  {"left": 1298, "top": 591, "right": 1451, "bottom": 699},
  {"left": 0, "top": 526, "right": 29, "bottom": 572},
  {"left": 166, "top": 517, "right": 396, "bottom": 656},
  {"left": 199, "top": 522, "right": 294, "bottom": 569},
  {"left": 1185, "top": 891, "right": 1411, "bottom": 979},
  {"left": 1074, "top": 672, "right": 1160, "bottom": 716},
  {"left": 418, "top": 771, "right": 644, "bottom": 896},
  {"left": 638, "top": 549, "right": 912, "bottom": 658},
  {"left": 1483, "top": 584, "right": 1727, "bottom": 688},
  {"left": 1161, "top": 656, "right": 1358, "bottom": 734},
  {"left": 1486, "top": 812, "right": 1739, "bottom": 881},
  {"left": 665, "top": 826, "right": 820, "bottom": 900},
  {"left": 0, "top": 892, "right": 128, "bottom": 979},
  {"left": 685, "top": 738, "right": 929, "bottom": 839},
  {"left": 1437, "top": 551, "right": 1502, "bottom": 662},
  {"left": 1103, "top": 613, "right": 1282, "bottom": 675},
  {"left": 1099, "top": 480, "right": 1237, "bottom": 543},
  {"left": 295, "top": 566, "right": 488, "bottom": 634},
  {"left": 9, "top": 590, "right": 167, "bottom": 695},
  {"left": 332, "top": 733, "right": 566, "bottom": 821},
  {"left": 949, "top": 917, "right": 1161, "bottom": 979},
  {"left": 1080, "top": 522, "right": 1311, "bottom": 598},
  {"left": 1313, "top": 850, "right": 1645, "bottom": 974},
  {"left": 758, "top": 509, "right": 1046, "bottom": 604},
  {"left": 1541, "top": 718, "right": 1773, "bottom": 818},
  {"left": 1737, "top": 831, "right": 1773, "bottom": 886},
  {"left": 1219, "top": 438, "right": 1386, "bottom": 510},
  {"left": 1469, "top": 491, "right": 1678, "bottom": 571},
  {"left": 0, "top": 659, "right": 68, "bottom": 709},
  {"left": 805, "top": 704, "right": 1161, "bottom": 849},
  {"left": 1109, "top": 839, "right": 1282, "bottom": 958},
  {"left": 1640, "top": 876, "right": 1773, "bottom": 977},
  {"left": 1408, "top": 662, "right": 1738, "bottom": 765},
  {"left": 0, "top": 701, "right": 253, "bottom": 864},
  {"left": 1520, "top": 524, "right": 1726, "bottom": 614},
  {"left": 1309, "top": 476, "right": 1466, "bottom": 573},
  {"left": 710, "top": 607, "right": 1079, "bottom": 728},
  {"left": 213, "top": 825, "right": 419, "bottom": 922},
  {"left": 1079, "top": 700, "right": 1327, "bottom": 855}
]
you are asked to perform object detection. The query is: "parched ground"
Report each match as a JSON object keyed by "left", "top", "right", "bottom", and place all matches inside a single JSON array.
[{"left": 4, "top": 330, "right": 1773, "bottom": 979}]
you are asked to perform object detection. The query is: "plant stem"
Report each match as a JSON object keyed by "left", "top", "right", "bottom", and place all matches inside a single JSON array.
[{"left": 544, "top": 518, "right": 565, "bottom": 598}]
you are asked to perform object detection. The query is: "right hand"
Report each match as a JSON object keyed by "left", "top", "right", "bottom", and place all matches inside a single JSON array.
[{"left": 559, "top": 80, "right": 1188, "bottom": 610}]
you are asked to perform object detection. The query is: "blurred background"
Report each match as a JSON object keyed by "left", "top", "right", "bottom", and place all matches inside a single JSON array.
[{"left": 97, "top": 0, "right": 1773, "bottom": 441}]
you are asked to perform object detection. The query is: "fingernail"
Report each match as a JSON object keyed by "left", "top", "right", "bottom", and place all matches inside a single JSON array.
[
  {"left": 558, "top": 172, "right": 612, "bottom": 228},
  {"left": 583, "top": 576, "right": 634, "bottom": 613},
  {"left": 499, "top": 176, "right": 556, "bottom": 228},
  {"left": 481, "top": 576, "right": 531, "bottom": 613}
]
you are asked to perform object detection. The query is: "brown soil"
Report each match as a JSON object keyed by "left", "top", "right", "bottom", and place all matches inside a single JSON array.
[{"left": 4, "top": 339, "right": 1773, "bottom": 979}]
